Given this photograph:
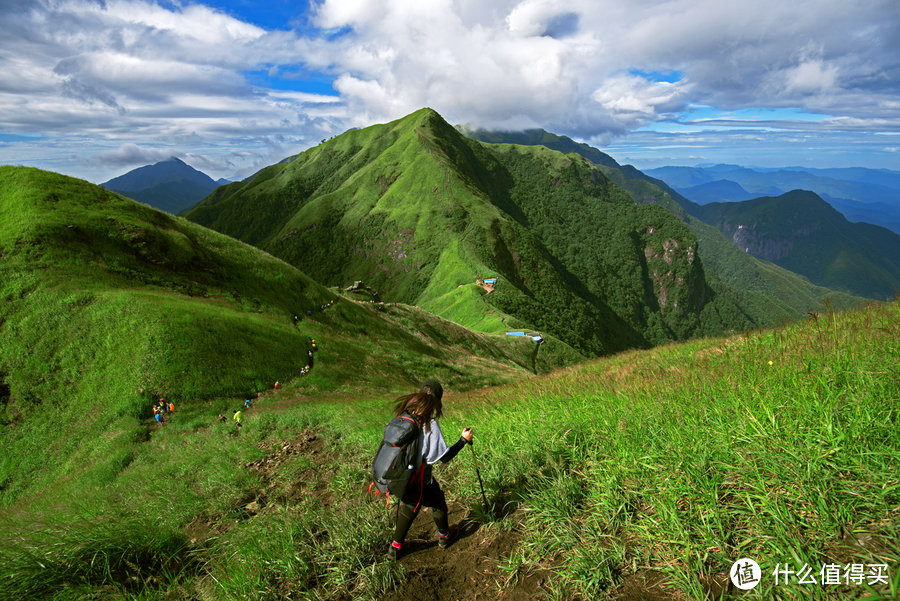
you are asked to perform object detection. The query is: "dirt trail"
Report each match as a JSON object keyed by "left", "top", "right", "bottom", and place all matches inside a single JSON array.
[
  {"left": 382, "top": 502, "right": 551, "bottom": 601},
  {"left": 240, "top": 428, "right": 553, "bottom": 600},
  {"left": 220, "top": 418, "right": 683, "bottom": 600}
]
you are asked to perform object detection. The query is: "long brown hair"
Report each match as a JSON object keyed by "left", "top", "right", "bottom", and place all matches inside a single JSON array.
[{"left": 394, "top": 389, "right": 443, "bottom": 432}]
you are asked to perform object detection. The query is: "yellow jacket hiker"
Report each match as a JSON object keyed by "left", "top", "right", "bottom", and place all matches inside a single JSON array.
[{"left": 233, "top": 410, "right": 243, "bottom": 428}]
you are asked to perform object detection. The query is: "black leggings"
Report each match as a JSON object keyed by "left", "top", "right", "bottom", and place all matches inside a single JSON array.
[{"left": 392, "top": 476, "right": 449, "bottom": 545}]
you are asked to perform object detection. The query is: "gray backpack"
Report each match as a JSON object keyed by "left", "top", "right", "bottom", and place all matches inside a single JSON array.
[{"left": 369, "top": 413, "right": 424, "bottom": 503}]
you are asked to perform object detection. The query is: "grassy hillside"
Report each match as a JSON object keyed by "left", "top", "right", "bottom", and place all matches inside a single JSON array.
[
  {"left": 0, "top": 166, "right": 554, "bottom": 509},
  {"left": 464, "top": 128, "right": 867, "bottom": 325},
  {"left": 2, "top": 294, "right": 894, "bottom": 600},
  {"left": 187, "top": 108, "right": 756, "bottom": 354}
]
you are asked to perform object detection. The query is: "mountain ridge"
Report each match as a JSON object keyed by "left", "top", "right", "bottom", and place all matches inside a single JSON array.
[
  {"left": 463, "top": 127, "right": 867, "bottom": 322},
  {"left": 646, "top": 164, "right": 900, "bottom": 233},
  {"left": 186, "top": 108, "right": 756, "bottom": 354},
  {"left": 694, "top": 190, "right": 900, "bottom": 299}
]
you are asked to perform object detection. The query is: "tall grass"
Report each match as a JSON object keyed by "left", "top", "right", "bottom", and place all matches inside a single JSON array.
[
  {"left": 463, "top": 301, "right": 898, "bottom": 599},
  {"left": 1, "top": 291, "right": 894, "bottom": 599}
]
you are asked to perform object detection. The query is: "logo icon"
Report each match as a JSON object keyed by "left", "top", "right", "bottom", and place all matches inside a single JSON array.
[{"left": 731, "top": 558, "right": 762, "bottom": 590}]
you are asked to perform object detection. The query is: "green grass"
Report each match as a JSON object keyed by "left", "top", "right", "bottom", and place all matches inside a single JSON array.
[
  {"left": 462, "top": 300, "right": 898, "bottom": 599},
  {"left": 0, "top": 166, "right": 535, "bottom": 510},
  {"left": 2, "top": 296, "right": 894, "bottom": 600}
]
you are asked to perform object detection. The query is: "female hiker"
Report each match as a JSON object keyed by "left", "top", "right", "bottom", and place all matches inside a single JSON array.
[{"left": 386, "top": 380, "right": 474, "bottom": 560}]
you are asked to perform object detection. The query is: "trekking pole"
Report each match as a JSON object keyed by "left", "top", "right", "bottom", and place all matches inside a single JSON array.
[{"left": 468, "top": 440, "right": 489, "bottom": 514}]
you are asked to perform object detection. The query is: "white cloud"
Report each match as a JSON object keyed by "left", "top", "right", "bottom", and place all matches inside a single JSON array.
[
  {"left": 303, "top": 0, "right": 899, "bottom": 138},
  {"left": 0, "top": 0, "right": 898, "bottom": 180},
  {"left": 87, "top": 142, "right": 172, "bottom": 166},
  {"left": 506, "top": 0, "right": 579, "bottom": 38},
  {"left": 591, "top": 75, "right": 690, "bottom": 127},
  {"left": 784, "top": 59, "right": 840, "bottom": 94}
]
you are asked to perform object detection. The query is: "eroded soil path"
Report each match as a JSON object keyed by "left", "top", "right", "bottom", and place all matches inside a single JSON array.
[
  {"left": 381, "top": 501, "right": 551, "bottom": 601},
  {"left": 192, "top": 409, "right": 687, "bottom": 601},
  {"left": 237, "top": 429, "right": 554, "bottom": 600}
]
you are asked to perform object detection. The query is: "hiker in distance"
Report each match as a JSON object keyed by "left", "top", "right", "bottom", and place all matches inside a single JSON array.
[{"left": 386, "top": 380, "right": 474, "bottom": 560}]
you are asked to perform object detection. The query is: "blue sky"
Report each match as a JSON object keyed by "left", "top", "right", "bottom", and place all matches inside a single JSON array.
[{"left": 0, "top": 0, "right": 898, "bottom": 182}]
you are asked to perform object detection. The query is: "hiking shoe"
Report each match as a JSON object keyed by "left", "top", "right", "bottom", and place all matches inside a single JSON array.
[
  {"left": 386, "top": 543, "right": 401, "bottom": 560},
  {"left": 437, "top": 529, "right": 455, "bottom": 549}
]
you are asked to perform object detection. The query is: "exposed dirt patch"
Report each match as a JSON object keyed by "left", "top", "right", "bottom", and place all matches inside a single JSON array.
[
  {"left": 381, "top": 503, "right": 552, "bottom": 601},
  {"left": 613, "top": 569, "right": 681, "bottom": 601},
  {"left": 182, "top": 430, "right": 339, "bottom": 551},
  {"left": 244, "top": 430, "right": 338, "bottom": 509},
  {"left": 697, "top": 571, "right": 729, "bottom": 600},
  {"left": 184, "top": 509, "right": 231, "bottom": 547}
]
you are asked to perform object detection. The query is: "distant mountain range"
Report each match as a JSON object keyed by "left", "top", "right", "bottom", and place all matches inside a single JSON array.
[
  {"left": 645, "top": 164, "right": 900, "bottom": 234},
  {"left": 693, "top": 191, "right": 900, "bottom": 299},
  {"left": 100, "top": 157, "right": 229, "bottom": 214},
  {"left": 463, "top": 128, "right": 887, "bottom": 304}
]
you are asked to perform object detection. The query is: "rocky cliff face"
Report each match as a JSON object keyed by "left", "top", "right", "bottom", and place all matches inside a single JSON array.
[
  {"left": 727, "top": 221, "right": 824, "bottom": 261},
  {"left": 643, "top": 234, "right": 699, "bottom": 310}
]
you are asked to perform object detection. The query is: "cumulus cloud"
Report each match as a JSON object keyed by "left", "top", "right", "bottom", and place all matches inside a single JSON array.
[
  {"left": 87, "top": 143, "right": 172, "bottom": 166},
  {"left": 303, "top": 0, "right": 899, "bottom": 138},
  {"left": 0, "top": 0, "right": 898, "bottom": 179},
  {"left": 506, "top": 0, "right": 579, "bottom": 38},
  {"left": 591, "top": 75, "right": 691, "bottom": 130}
]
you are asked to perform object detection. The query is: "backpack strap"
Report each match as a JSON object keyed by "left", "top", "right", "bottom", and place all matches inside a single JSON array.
[{"left": 398, "top": 413, "right": 421, "bottom": 428}]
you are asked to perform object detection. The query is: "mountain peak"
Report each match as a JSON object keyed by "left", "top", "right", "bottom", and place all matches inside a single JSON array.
[
  {"left": 388, "top": 107, "right": 447, "bottom": 132},
  {"left": 99, "top": 155, "right": 221, "bottom": 213},
  {"left": 410, "top": 106, "right": 441, "bottom": 120}
]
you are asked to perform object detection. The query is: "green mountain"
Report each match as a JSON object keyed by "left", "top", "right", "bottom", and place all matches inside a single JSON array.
[
  {"left": 0, "top": 166, "right": 551, "bottom": 507},
  {"left": 186, "top": 108, "right": 758, "bottom": 355},
  {"left": 694, "top": 191, "right": 900, "bottom": 299},
  {"left": 101, "top": 157, "right": 225, "bottom": 214},
  {"left": 463, "top": 128, "right": 866, "bottom": 323},
  {"left": 3, "top": 164, "right": 894, "bottom": 601}
]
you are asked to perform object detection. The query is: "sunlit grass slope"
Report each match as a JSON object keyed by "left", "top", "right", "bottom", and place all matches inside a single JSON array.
[
  {"left": 463, "top": 301, "right": 898, "bottom": 600},
  {"left": 187, "top": 108, "right": 758, "bottom": 356},
  {"left": 0, "top": 166, "right": 547, "bottom": 510},
  {"left": 3, "top": 298, "right": 892, "bottom": 600}
]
